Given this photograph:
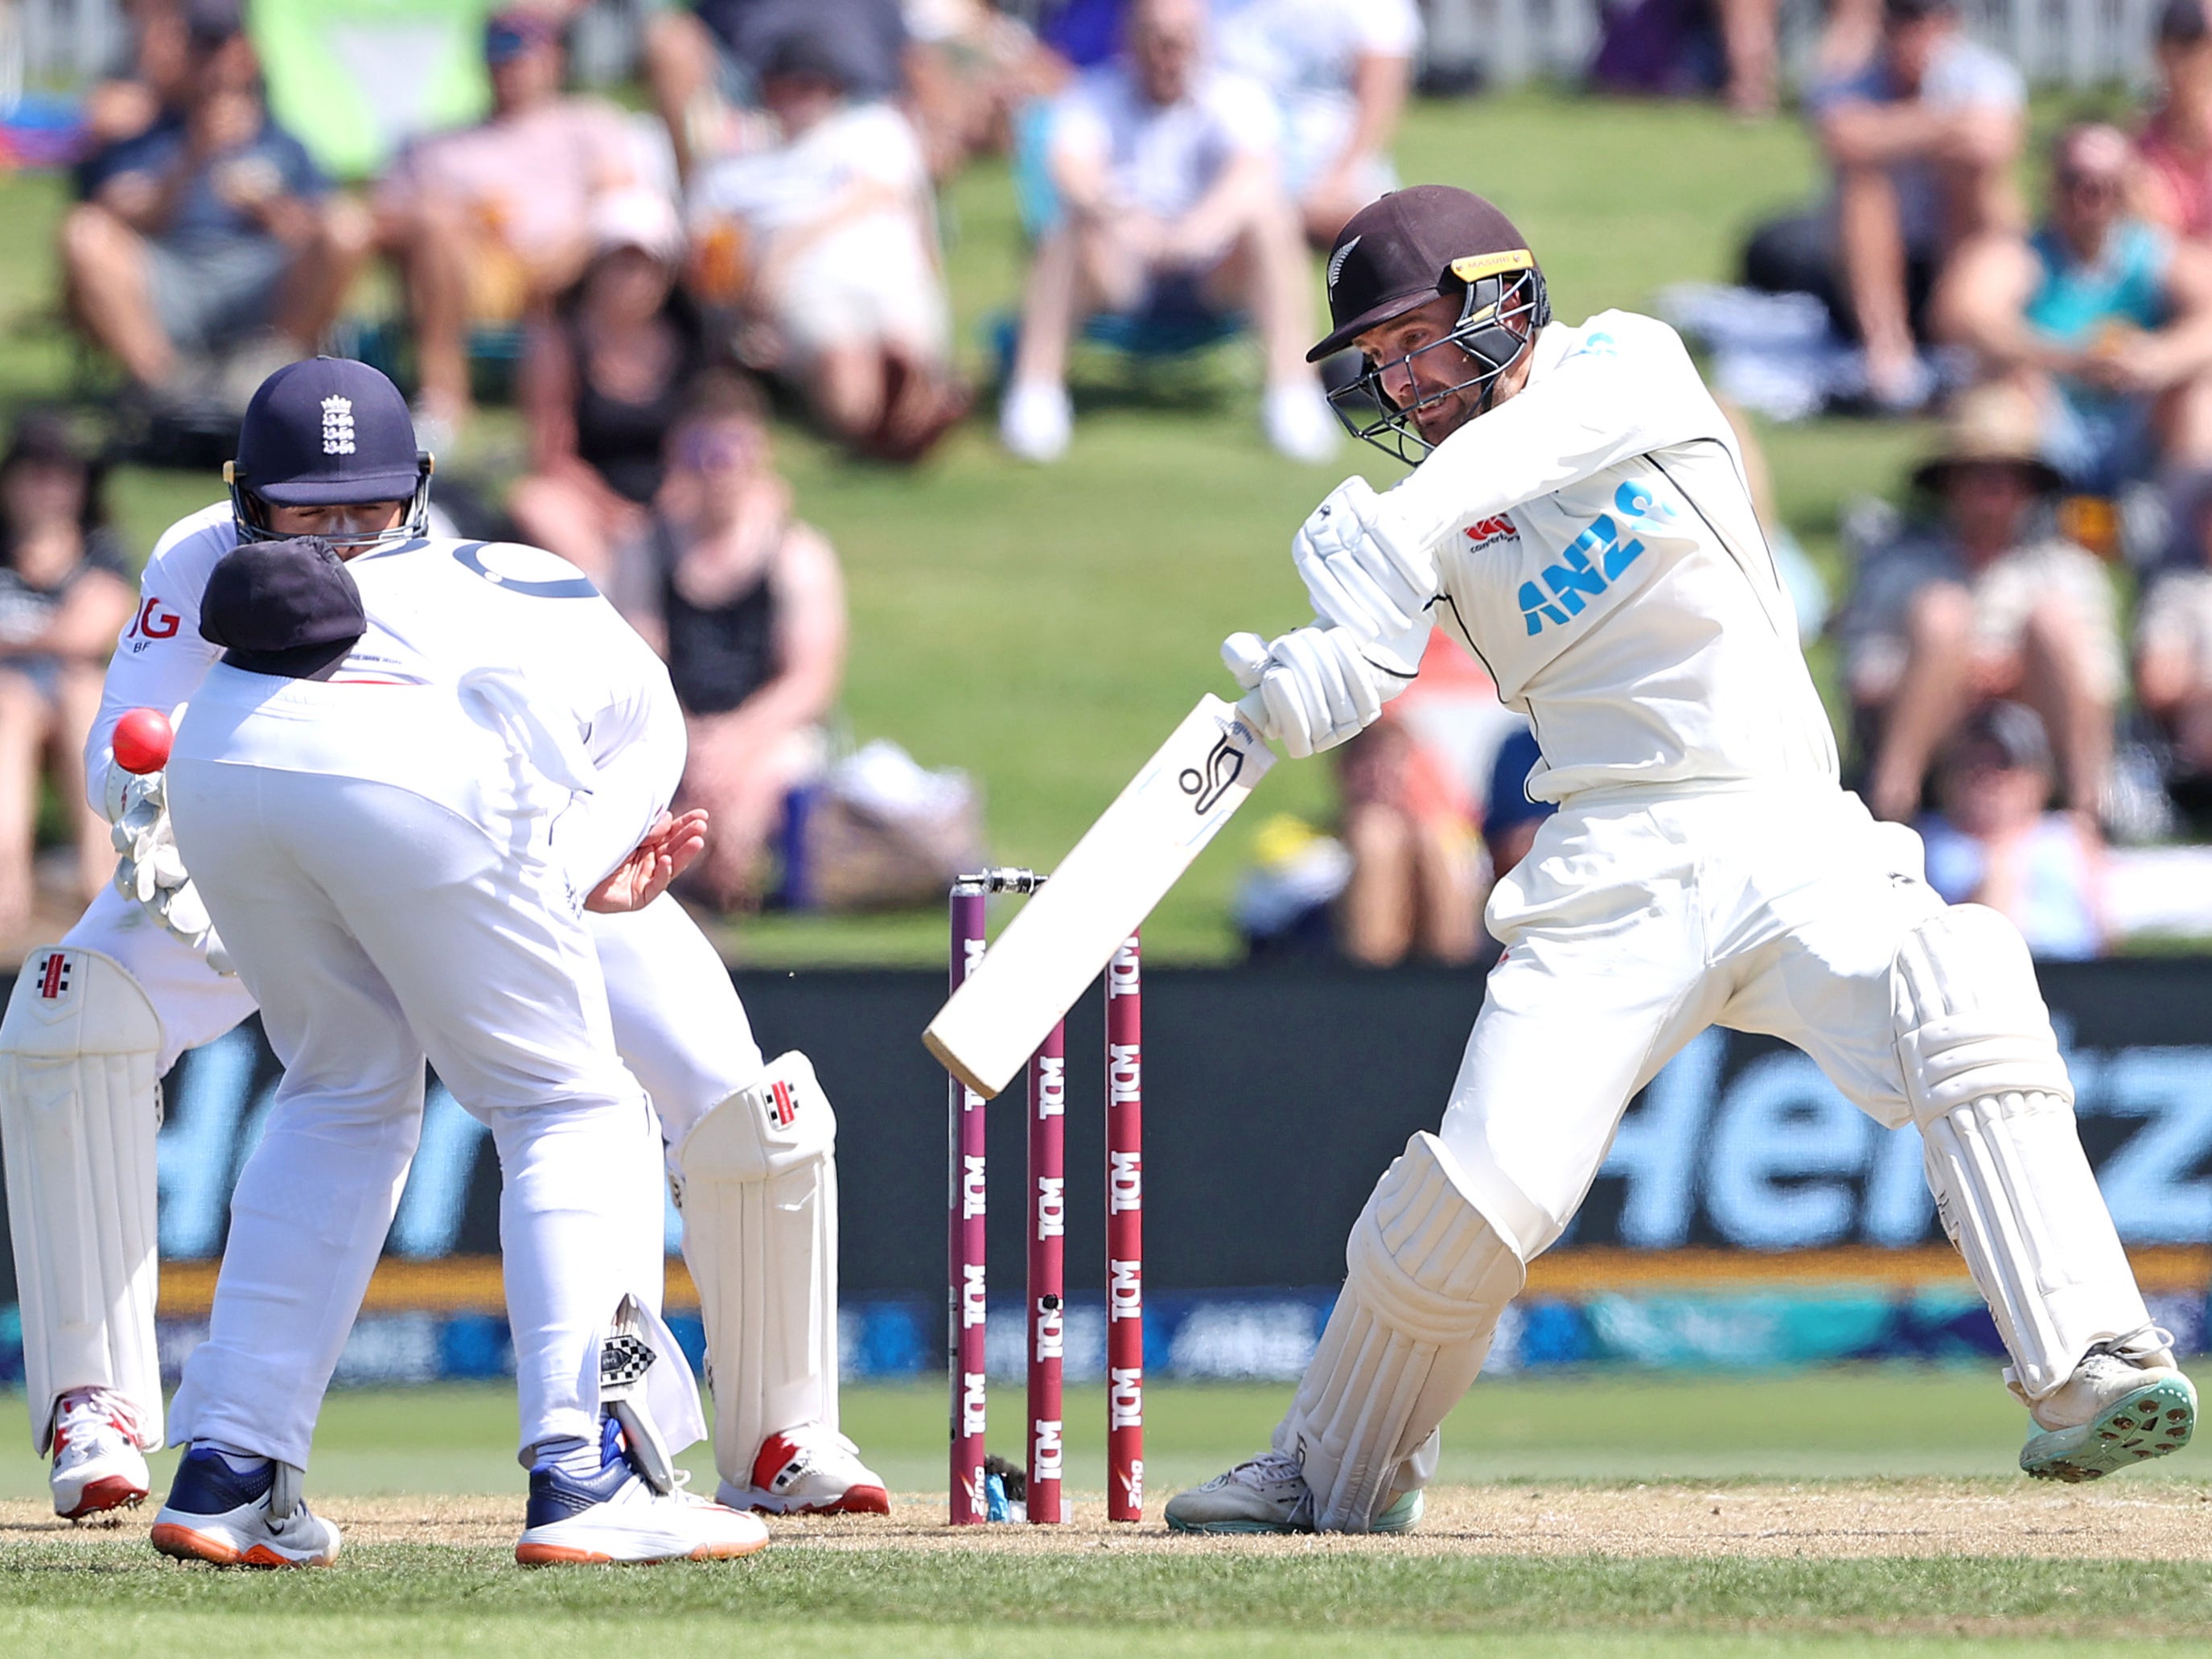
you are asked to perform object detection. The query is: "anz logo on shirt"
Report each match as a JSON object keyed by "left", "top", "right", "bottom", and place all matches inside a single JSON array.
[{"left": 1517, "top": 479, "right": 1675, "bottom": 636}]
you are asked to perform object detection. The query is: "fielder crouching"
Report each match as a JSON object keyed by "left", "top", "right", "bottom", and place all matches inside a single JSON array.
[
  {"left": 0, "top": 358, "right": 883, "bottom": 1538},
  {"left": 1168, "top": 186, "right": 2194, "bottom": 1536}
]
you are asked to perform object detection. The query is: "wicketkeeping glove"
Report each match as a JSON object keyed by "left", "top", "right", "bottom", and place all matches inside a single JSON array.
[
  {"left": 1292, "top": 475, "right": 1439, "bottom": 641},
  {"left": 106, "top": 768, "right": 233, "bottom": 974}
]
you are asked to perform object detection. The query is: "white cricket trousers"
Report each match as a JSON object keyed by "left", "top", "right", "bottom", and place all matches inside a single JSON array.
[
  {"left": 164, "top": 755, "right": 661, "bottom": 1468},
  {"left": 1439, "top": 782, "right": 1952, "bottom": 1259}
]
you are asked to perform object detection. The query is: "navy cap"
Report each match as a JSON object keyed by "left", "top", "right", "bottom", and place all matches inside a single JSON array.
[
  {"left": 199, "top": 537, "right": 366, "bottom": 680},
  {"left": 232, "top": 358, "right": 423, "bottom": 508}
]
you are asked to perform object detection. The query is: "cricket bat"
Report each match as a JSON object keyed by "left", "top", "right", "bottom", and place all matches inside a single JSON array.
[{"left": 923, "top": 693, "right": 1274, "bottom": 1097}]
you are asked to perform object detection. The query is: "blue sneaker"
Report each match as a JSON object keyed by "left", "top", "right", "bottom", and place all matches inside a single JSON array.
[
  {"left": 150, "top": 1447, "right": 339, "bottom": 1567},
  {"left": 516, "top": 1416, "right": 769, "bottom": 1566}
]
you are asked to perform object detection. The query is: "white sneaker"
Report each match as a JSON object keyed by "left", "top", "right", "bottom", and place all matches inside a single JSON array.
[
  {"left": 1262, "top": 381, "right": 1341, "bottom": 464},
  {"left": 1165, "top": 1449, "right": 1425, "bottom": 1533},
  {"left": 516, "top": 1417, "right": 770, "bottom": 1565},
  {"left": 2021, "top": 1340, "right": 2197, "bottom": 1482},
  {"left": 720, "top": 1422, "right": 890, "bottom": 1515},
  {"left": 50, "top": 1388, "right": 151, "bottom": 1520},
  {"left": 999, "top": 380, "right": 1072, "bottom": 462},
  {"left": 150, "top": 1447, "right": 341, "bottom": 1567}
]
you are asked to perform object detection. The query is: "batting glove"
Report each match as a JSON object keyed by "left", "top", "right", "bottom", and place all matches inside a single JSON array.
[
  {"left": 106, "top": 768, "right": 234, "bottom": 974},
  {"left": 1291, "top": 476, "right": 1439, "bottom": 641},
  {"left": 1223, "top": 624, "right": 1410, "bottom": 760}
]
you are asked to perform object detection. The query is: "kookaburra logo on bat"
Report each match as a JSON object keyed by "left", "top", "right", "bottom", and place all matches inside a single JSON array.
[{"left": 1178, "top": 732, "right": 1245, "bottom": 813}]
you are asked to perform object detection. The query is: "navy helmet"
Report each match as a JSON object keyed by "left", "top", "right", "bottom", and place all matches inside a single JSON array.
[{"left": 225, "top": 357, "right": 433, "bottom": 550}]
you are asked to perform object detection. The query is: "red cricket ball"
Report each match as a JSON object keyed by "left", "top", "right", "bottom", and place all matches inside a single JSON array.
[{"left": 112, "top": 707, "right": 173, "bottom": 776}]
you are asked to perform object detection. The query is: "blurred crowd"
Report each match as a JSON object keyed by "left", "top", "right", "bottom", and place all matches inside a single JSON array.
[{"left": 21, "top": 0, "right": 2212, "bottom": 963}]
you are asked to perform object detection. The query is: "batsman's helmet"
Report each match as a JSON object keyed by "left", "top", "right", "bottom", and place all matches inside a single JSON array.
[
  {"left": 225, "top": 357, "right": 434, "bottom": 550},
  {"left": 1311, "top": 186, "right": 1551, "bottom": 463}
]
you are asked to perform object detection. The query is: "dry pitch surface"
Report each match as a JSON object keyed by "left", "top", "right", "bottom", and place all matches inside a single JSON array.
[{"left": 11, "top": 1480, "right": 2210, "bottom": 1561}]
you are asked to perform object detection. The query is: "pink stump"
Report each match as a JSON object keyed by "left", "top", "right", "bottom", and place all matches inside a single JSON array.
[
  {"left": 948, "top": 885, "right": 989, "bottom": 1525},
  {"left": 1026, "top": 1019, "right": 1068, "bottom": 1522},
  {"left": 1104, "top": 932, "right": 1145, "bottom": 1522}
]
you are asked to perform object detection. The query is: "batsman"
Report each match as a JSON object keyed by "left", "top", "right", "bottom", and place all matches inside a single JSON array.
[{"left": 1168, "top": 186, "right": 2196, "bottom": 1535}]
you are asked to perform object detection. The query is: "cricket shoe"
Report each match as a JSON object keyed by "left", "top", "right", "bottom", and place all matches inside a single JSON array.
[
  {"left": 722, "top": 1423, "right": 890, "bottom": 1515},
  {"left": 2021, "top": 1340, "right": 2196, "bottom": 1482},
  {"left": 516, "top": 1416, "right": 769, "bottom": 1565},
  {"left": 1163, "top": 1450, "right": 1424, "bottom": 1535},
  {"left": 150, "top": 1447, "right": 340, "bottom": 1567},
  {"left": 49, "top": 1387, "right": 150, "bottom": 1519}
]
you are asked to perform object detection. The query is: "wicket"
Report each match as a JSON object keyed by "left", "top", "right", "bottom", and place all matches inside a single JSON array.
[{"left": 948, "top": 869, "right": 1144, "bottom": 1525}]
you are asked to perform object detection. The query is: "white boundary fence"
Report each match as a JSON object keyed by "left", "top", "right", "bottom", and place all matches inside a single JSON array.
[{"left": 0, "top": 0, "right": 2176, "bottom": 105}]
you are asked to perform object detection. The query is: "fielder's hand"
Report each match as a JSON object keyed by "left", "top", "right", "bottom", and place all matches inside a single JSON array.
[
  {"left": 586, "top": 809, "right": 710, "bottom": 913},
  {"left": 105, "top": 768, "right": 233, "bottom": 974},
  {"left": 1293, "top": 476, "right": 1438, "bottom": 640},
  {"left": 1223, "top": 626, "right": 1393, "bottom": 760}
]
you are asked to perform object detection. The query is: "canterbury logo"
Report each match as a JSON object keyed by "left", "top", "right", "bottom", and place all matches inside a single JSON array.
[
  {"left": 1326, "top": 236, "right": 1359, "bottom": 290},
  {"left": 1179, "top": 735, "right": 1245, "bottom": 813}
]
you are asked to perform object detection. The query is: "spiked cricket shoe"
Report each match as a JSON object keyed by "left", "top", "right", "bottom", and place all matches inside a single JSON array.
[
  {"left": 517, "top": 1417, "right": 769, "bottom": 1565},
  {"left": 50, "top": 1388, "right": 150, "bottom": 1520},
  {"left": 722, "top": 1423, "right": 890, "bottom": 1515},
  {"left": 1164, "top": 1450, "right": 1424, "bottom": 1534},
  {"left": 150, "top": 1448, "right": 339, "bottom": 1567},
  {"left": 2022, "top": 1346, "right": 2196, "bottom": 1482}
]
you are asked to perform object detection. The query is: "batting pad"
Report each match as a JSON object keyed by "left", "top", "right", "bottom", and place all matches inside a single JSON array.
[
  {"left": 672, "top": 1050, "right": 839, "bottom": 1487},
  {"left": 1276, "top": 1131, "right": 1523, "bottom": 1531},
  {"left": 1895, "top": 905, "right": 2149, "bottom": 1402},
  {"left": 0, "top": 947, "right": 163, "bottom": 1452}
]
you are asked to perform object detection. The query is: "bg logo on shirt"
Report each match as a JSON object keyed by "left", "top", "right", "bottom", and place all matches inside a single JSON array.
[{"left": 1516, "top": 480, "right": 1671, "bottom": 636}]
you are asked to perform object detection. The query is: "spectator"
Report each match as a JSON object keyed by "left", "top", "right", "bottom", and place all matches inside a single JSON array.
[
  {"left": 59, "top": 10, "right": 366, "bottom": 407},
  {"left": 1742, "top": 0, "right": 2024, "bottom": 410},
  {"left": 1211, "top": 0, "right": 1421, "bottom": 246},
  {"left": 905, "top": 0, "right": 1065, "bottom": 180},
  {"left": 1333, "top": 710, "right": 1479, "bottom": 967},
  {"left": 1476, "top": 724, "right": 1556, "bottom": 962},
  {"left": 2135, "top": 480, "right": 2212, "bottom": 801},
  {"left": 1586, "top": 0, "right": 1781, "bottom": 121},
  {"left": 74, "top": 0, "right": 200, "bottom": 190},
  {"left": 509, "top": 190, "right": 709, "bottom": 587},
  {"left": 998, "top": 0, "right": 1335, "bottom": 463},
  {"left": 375, "top": 9, "right": 646, "bottom": 443},
  {"left": 2136, "top": 0, "right": 2212, "bottom": 241},
  {"left": 643, "top": 0, "right": 909, "bottom": 180},
  {"left": 612, "top": 376, "right": 846, "bottom": 911},
  {"left": 1920, "top": 701, "right": 2104, "bottom": 959},
  {"left": 689, "top": 27, "right": 968, "bottom": 462},
  {"left": 1938, "top": 122, "right": 2212, "bottom": 495},
  {"left": 1841, "top": 386, "right": 2121, "bottom": 825},
  {"left": 0, "top": 419, "right": 134, "bottom": 937}
]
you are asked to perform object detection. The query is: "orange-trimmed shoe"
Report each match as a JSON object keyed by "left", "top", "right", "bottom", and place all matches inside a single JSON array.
[
  {"left": 516, "top": 1417, "right": 768, "bottom": 1566},
  {"left": 150, "top": 1448, "right": 339, "bottom": 1567}
]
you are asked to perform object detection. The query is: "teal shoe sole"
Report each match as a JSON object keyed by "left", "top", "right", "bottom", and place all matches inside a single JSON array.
[{"left": 2021, "top": 1376, "right": 2196, "bottom": 1482}]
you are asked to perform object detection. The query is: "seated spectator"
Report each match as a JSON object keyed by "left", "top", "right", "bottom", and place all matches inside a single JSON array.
[
  {"left": 999, "top": 0, "right": 1335, "bottom": 463},
  {"left": 74, "top": 0, "right": 199, "bottom": 191},
  {"left": 689, "top": 28, "right": 967, "bottom": 462},
  {"left": 1840, "top": 387, "right": 2121, "bottom": 825},
  {"left": 0, "top": 419, "right": 134, "bottom": 936},
  {"left": 611, "top": 376, "right": 846, "bottom": 911},
  {"left": 1587, "top": 0, "right": 1781, "bottom": 121},
  {"left": 1920, "top": 702, "right": 2104, "bottom": 959},
  {"left": 2137, "top": 0, "right": 2212, "bottom": 241},
  {"left": 1741, "top": 0, "right": 2023, "bottom": 410},
  {"left": 375, "top": 9, "right": 645, "bottom": 441},
  {"left": 59, "top": 11, "right": 366, "bottom": 407},
  {"left": 1938, "top": 123, "right": 2212, "bottom": 495},
  {"left": 509, "top": 190, "right": 708, "bottom": 587},
  {"left": 1212, "top": 0, "right": 1420, "bottom": 246},
  {"left": 643, "top": 0, "right": 908, "bottom": 180},
  {"left": 905, "top": 0, "right": 1066, "bottom": 180},
  {"left": 2135, "top": 481, "right": 2212, "bottom": 801}
]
